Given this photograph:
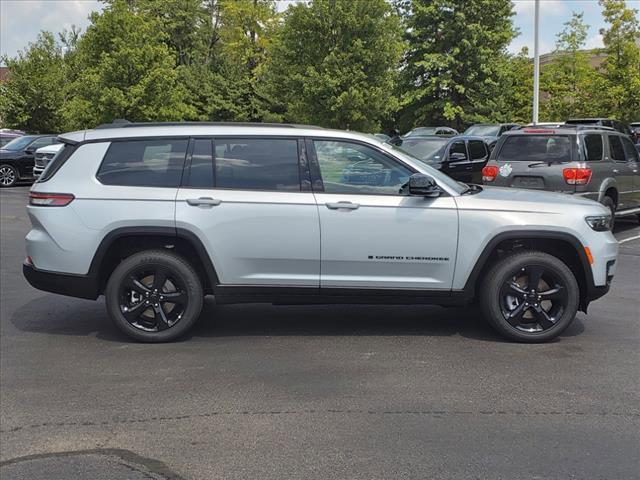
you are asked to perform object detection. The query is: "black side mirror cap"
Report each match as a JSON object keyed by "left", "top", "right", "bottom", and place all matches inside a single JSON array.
[{"left": 407, "top": 173, "right": 441, "bottom": 197}]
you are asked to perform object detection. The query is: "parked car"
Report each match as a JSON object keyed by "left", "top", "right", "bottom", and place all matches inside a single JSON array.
[
  {"left": 0, "top": 134, "right": 58, "bottom": 187},
  {"left": 396, "top": 135, "right": 490, "bottom": 183},
  {"left": 404, "top": 126, "right": 459, "bottom": 137},
  {"left": 463, "top": 123, "right": 519, "bottom": 150},
  {"left": 630, "top": 122, "right": 640, "bottom": 143},
  {"left": 23, "top": 121, "right": 617, "bottom": 343},
  {"left": 0, "top": 129, "right": 25, "bottom": 147},
  {"left": 33, "top": 143, "right": 63, "bottom": 179},
  {"left": 482, "top": 125, "right": 640, "bottom": 226},
  {"left": 565, "top": 118, "right": 633, "bottom": 139}
]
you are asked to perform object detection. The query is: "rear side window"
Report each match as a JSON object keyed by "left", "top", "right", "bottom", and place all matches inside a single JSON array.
[
  {"left": 214, "top": 138, "right": 300, "bottom": 191},
  {"left": 621, "top": 136, "right": 640, "bottom": 162},
  {"left": 185, "top": 139, "right": 214, "bottom": 188},
  {"left": 468, "top": 140, "right": 487, "bottom": 160},
  {"left": 582, "top": 134, "right": 603, "bottom": 161},
  {"left": 497, "top": 135, "right": 572, "bottom": 162},
  {"left": 97, "top": 139, "right": 188, "bottom": 187},
  {"left": 609, "top": 135, "right": 626, "bottom": 162}
]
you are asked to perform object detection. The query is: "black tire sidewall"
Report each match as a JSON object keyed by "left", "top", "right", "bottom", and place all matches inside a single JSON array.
[
  {"left": 480, "top": 251, "right": 580, "bottom": 343},
  {"left": 105, "top": 250, "right": 203, "bottom": 342}
]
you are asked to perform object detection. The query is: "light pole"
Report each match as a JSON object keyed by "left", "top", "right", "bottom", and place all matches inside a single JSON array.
[{"left": 532, "top": 0, "right": 540, "bottom": 125}]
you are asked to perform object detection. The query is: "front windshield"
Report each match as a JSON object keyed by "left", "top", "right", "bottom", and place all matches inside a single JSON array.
[
  {"left": 397, "top": 137, "right": 448, "bottom": 161},
  {"left": 464, "top": 125, "right": 500, "bottom": 136},
  {"left": 383, "top": 142, "right": 467, "bottom": 195},
  {"left": 1, "top": 136, "right": 36, "bottom": 151}
]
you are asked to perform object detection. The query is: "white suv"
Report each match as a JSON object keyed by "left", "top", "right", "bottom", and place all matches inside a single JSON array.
[{"left": 24, "top": 122, "right": 618, "bottom": 343}]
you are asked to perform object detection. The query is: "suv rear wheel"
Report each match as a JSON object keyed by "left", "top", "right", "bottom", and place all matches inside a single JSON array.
[
  {"left": 479, "top": 251, "right": 579, "bottom": 343},
  {"left": 105, "top": 250, "right": 203, "bottom": 342}
]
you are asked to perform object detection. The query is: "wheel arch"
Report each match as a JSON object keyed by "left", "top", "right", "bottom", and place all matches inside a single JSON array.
[
  {"left": 463, "top": 231, "right": 594, "bottom": 312},
  {"left": 598, "top": 178, "right": 618, "bottom": 205},
  {"left": 89, "top": 227, "right": 219, "bottom": 296}
]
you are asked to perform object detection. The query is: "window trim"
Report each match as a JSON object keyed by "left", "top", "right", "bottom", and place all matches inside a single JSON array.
[{"left": 307, "top": 136, "right": 419, "bottom": 197}]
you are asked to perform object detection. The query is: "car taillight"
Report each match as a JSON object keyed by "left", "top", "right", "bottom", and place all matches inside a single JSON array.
[
  {"left": 29, "top": 192, "right": 75, "bottom": 206},
  {"left": 482, "top": 166, "right": 499, "bottom": 182},
  {"left": 562, "top": 168, "right": 592, "bottom": 185}
]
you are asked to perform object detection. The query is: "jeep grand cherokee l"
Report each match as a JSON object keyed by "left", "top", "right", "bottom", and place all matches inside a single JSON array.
[{"left": 24, "top": 122, "right": 618, "bottom": 343}]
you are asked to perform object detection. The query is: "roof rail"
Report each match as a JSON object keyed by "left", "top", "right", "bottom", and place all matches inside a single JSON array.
[{"left": 94, "top": 120, "right": 325, "bottom": 130}]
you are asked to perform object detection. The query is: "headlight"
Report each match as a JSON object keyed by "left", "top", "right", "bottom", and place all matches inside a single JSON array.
[{"left": 585, "top": 215, "right": 611, "bottom": 231}]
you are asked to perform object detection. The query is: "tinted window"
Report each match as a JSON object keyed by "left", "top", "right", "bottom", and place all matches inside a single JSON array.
[
  {"left": 609, "top": 135, "right": 626, "bottom": 162},
  {"left": 497, "top": 135, "right": 572, "bottom": 162},
  {"left": 582, "top": 134, "right": 603, "bottom": 161},
  {"left": 468, "top": 140, "right": 487, "bottom": 160},
  {"left": 97, "top": 139, "right": 188, "bottom": 187},
  {"left": 29, "top": 137, "right": 56, "bottom": 150},
  {"left": 450, "top": 141, "right": 467, "bottom": 158},
  {"left": 314, "top": 140, "right": 411, "bottom": 195},
  {"left": 399, "top": 137, "right": 448, "bottom": 159},
  {"left": 621, "top": 136, "right": 640, "bottom": 162},
  {"left": 214, "top": 138, "right": 299, "bottom": 191},
  {"left": 186, "top": 139, "right": 214, "bottom": 188}
]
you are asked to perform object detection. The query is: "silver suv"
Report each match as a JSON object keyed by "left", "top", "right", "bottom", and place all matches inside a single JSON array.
[
  {"left": 24, "top": 122, "right": 618, "bottom": 343},
  {"left": 482, "top": 126, "right": 640, "bottom": 225}
]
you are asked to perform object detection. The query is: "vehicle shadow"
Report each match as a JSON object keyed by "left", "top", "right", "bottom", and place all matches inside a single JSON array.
[{"left": 10, "top": 294, "right": 585, "bottom": 344}]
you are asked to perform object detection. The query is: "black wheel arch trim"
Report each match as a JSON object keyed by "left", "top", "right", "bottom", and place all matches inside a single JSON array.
[{"left": 462, "top": 230, "right": 600, "bottom": 311}]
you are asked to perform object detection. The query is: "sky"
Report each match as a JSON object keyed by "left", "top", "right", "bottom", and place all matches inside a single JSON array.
[{"left": 1, "top": 0, "right": 640, "bottom": 62}]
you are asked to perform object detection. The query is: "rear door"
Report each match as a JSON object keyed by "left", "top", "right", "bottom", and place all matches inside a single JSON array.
[
  {"left": 175, "top": 137, "right": 320, "bottom": 287},
  {"left": 607, "top": 134, "right": 636, "bottom": 209}
]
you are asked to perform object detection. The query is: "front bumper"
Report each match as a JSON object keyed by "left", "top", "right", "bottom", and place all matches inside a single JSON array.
[{"left": 23, "top": 262, "right": 99, "bottom": 300}]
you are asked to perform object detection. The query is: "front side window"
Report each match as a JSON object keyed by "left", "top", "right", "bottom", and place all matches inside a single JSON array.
[
  {"left": 449, "top": 141, "right": 467, "bottom": 159},
  {"left": 314, "top": 140, "right": 412, "bottom": 195},
  {"left": 468, "top": 140, "right": 487, "bottom": 160},
  {"left": 609, "top": 135, "right": 626, "bottom": 162},
  {"left": 582, "top": 134, "right": 603, "bottom": 161},
  {"left": 97, "top": 139, "right": 188, "bottom": 187},
  {"left": 28, "top": 137, "right": 56, "bottom": 151},
  {"left": 214, "top": 138, "right": 300, "bottom": 191},
  {"left": 621, "top": 136, "right": 640, "bottom": 162}
]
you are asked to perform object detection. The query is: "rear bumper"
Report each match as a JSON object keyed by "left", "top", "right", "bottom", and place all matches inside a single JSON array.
[{"left": 23, "top": 263, "right": 99, "bottom": 300}]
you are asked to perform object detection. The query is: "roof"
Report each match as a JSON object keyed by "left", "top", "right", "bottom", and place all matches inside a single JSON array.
[{"left": 504, "top": 125, "right": 617, "bottom": 136}]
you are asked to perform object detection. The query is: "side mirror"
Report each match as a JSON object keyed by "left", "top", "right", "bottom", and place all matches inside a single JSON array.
[
  {"left": 407, "top": 173, "right": 441, "bottom": 197},
  {"left": 24, "top": 147, "right": 35, "bottom": 155},
  {"left": 449, "top": 152, "right": 467, "bottom": 162}
]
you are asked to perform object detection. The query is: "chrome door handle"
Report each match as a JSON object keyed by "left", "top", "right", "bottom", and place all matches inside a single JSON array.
[
  {"left": 186, "top": 197, "right": 221, "bottom": 206},
  {"left": 325, "top": 201, "right": 360, "bottom": 210},
  {"left": 612, "top": 169, "right": 619, "bottom": 174}
]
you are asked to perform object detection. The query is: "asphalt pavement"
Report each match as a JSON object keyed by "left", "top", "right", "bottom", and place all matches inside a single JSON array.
[{"left": 1, "top": 186, "right": 639, "bottom": 479}]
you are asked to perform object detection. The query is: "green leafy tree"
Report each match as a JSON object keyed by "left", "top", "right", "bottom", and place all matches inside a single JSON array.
[
  {"left": 262, "top": 0, "right": 404, "bottom": 131},
  {"left": 598, "top": 0, "right": 640, "bottom": 122},
  {"left": 63, "top": 0, "right": 194, "bottom": 129},
  {"left": 495, "top": 48, "right": 533, "bottom": 123},
  {"left": 398, "top": 0, "right": 516, "bottom": 131},
  {"left": 540, "top": 12, "right": 602, "bottom": 120},
  {"left": 0, "top": 32, "right": 68, "bottom": 132}
]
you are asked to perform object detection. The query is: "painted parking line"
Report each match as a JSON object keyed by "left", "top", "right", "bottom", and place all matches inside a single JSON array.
[{"left": 618, "top": 234, "right": 640, "bottom": 244}]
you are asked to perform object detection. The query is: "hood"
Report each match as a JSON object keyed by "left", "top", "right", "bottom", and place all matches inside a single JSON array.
[{"left": 459, "top": 185, "right": 608, "bottom": 215}]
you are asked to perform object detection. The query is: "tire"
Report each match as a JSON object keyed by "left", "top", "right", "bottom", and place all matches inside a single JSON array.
[
  {"left": 601, "top": 196, "right": 616, "bottom": 230},
  {"left": 0, "top": 164, "right": 18, "bottom": 187},
  {"left": 479, "top": 251, "right": 579, "bottom": 343},
  {"left": 105, "top": 249, "right": 203, "bottom": 342}
]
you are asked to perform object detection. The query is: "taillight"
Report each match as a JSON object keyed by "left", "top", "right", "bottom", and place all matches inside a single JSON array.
[
  {"left": 482, "top": 165, "right": 499, "bottom": 182},
  {"left": 29, "top": 192, "right": 75, "bottom": 206},
  {"left": 562, "top": 168, "right": 592, "bottom": 185}
]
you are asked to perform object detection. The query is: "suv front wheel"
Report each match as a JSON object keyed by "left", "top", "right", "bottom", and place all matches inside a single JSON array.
[
  {"left": 105, "top": 250, "right": 204, "bottom": 342},
  {"left": 479, "top": 251, "right": 579, "bottom": 343}
]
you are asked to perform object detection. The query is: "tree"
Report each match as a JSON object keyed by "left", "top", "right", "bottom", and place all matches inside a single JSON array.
[
  {"left": 495, "top": 48, "right": 533, "bottom": 124},
  {"left": 262, "top": 0, "right": 404, "bottom": 131},
  {"left": 0, "top": 33, "right": 68, "bottom": 132},
  {"left": 398, "top": 0, "right": 516, "bottom": 131},
  {"left": 598, "top": 0, "right": 640, "bottom": 122},
  {"left": 540, "top": 12, "right": 602, "bottom": 120},
  {"left": 63, "top": 0, "right": 194, "bottom": 129}
]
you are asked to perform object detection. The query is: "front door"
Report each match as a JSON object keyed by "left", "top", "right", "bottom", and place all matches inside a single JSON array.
[
  {"left": 175, "top": 137, "right": 320, "bottom": 286},
  {"left": 607, "top": 134, "right": 636, "bottom": 209},
  {"left": 309, "top": 139, "right": 458, "bottom": 291},
  {"left": 620, "top": 135, "right": 640, "bottom": 207}
]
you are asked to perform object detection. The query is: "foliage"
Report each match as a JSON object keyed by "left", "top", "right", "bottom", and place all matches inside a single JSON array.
[
  {"left": 398, "top": 0, "right": 516, "bottom": 131},
  {"left": 495, "top": 48, "right": 534, "bottom": 124},
  {"left": 0, "top": 33, "right": 68, "bottom": 133},
  {"left": 262, "top": 0, "right": 404, "bottom": 131}
]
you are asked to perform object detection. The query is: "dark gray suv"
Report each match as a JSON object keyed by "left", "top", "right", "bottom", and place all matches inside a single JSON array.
[{"left": 482, "top": 125, "right": 640, "bottom": 224}]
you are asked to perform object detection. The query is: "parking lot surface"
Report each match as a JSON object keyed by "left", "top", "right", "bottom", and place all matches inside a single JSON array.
[{"left": 1, "top": 186, "right": 639, "bottom": 479}]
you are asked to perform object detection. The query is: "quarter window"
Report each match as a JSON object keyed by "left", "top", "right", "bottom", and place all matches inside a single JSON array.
[
  {"left": 97, "top": 139, "right": 188, "bottom": 187},
  {"left": 214, "top": 138, "right": 300, "bottom": 191},
  {"left": 609, "top": 135, "right": 626, "bottom": 162},
  {"left": 582, "top": 134, "right": 603, "bottom": 161},
  {"left": 313, "top": 140, "right": 412, "bottom": 195}
]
